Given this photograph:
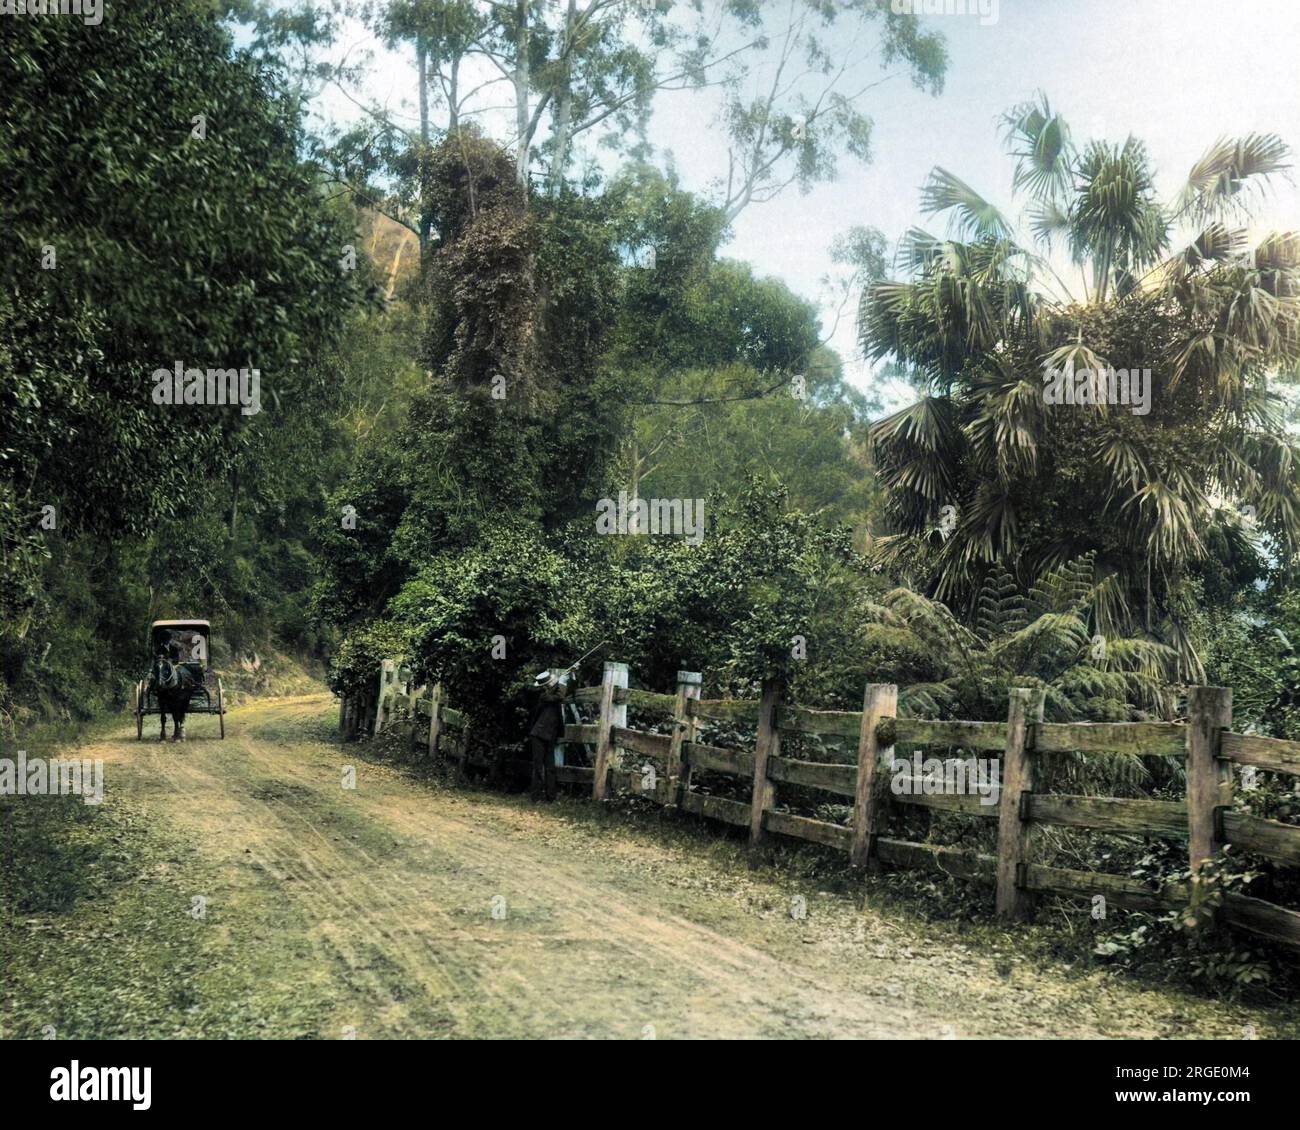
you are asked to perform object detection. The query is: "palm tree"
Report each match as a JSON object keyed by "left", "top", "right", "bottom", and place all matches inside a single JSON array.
[{"left": 860, "top": 93, "right": 1300, "bottom": 678}]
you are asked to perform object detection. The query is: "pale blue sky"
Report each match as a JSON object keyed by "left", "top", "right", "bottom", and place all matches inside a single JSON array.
[
  {"left": 647, "top": 0, "right": 1300, "bottom": 404},
  {"left": 302, "top": 0, "right": 1300, "bottom": 408}
]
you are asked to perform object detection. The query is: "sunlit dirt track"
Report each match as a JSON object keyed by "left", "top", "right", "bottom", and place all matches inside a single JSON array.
[{"left": 28, "top": 693, "right": 1294, "bottom": 1040}]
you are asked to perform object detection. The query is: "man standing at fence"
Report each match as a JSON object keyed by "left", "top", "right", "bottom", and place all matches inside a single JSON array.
[{"left": 528, "top": 669, "right": 567, "bottom": 801}]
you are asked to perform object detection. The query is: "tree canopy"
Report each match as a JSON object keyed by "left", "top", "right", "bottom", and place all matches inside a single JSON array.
[{"left": 860, "top": 96, "right": 1300, "bottom": 677}]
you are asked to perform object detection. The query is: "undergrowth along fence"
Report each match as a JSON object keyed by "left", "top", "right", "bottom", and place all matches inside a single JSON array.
[{"left": 337, "top": 660, "right": 1300, "bottom": 952}]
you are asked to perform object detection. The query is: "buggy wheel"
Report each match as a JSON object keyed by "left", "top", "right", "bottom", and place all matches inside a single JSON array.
[
  {"left": 135, "top": 681, "right": 144, "bottom": 740},
  {"left": 217, "top": 677, "right": 225, "bottom": 739}
]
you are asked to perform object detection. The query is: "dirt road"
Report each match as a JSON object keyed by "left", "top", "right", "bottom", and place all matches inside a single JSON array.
[{"left": 5, "top": 693, "right": 1297, "bottom": 1039}]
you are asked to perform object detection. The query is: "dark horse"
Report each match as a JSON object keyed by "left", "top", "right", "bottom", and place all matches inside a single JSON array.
[{"left": 151, "top": 637, "right": 199, "bottom": 742}]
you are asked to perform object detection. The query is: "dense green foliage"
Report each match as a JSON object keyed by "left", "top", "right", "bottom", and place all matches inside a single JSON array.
[
  {"left": 861, "top": 99, "right": 1300, "bottom": 679},
  {"left": 863, "top": 554, "right": 1177, "bottom": 722},
  {"left": 1200, "top": 580, "right": 1300, "bottom": 741},
  {"left": 6, "top": 1, "right": 1300, "bottom": 998},
  {"left": 1, "top": 1, "right": 369, "bottom": 718},
  {"left": 313, "top": 133, "right": 882, "bottom": 744}
]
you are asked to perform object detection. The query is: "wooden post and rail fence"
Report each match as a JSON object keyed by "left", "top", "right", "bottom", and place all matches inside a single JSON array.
[{"left": 338, "top": 661, "right": 1300, "bottom": 951}]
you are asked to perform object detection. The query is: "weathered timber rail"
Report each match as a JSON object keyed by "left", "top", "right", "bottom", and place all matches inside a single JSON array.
[{"left": 339, "top": 663, "right": 1300, "bottom": 951}]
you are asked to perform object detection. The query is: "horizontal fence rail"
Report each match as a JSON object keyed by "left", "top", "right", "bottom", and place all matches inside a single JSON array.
[{"left": 339, "top": 661, "right": 1300, "bottom": 952}]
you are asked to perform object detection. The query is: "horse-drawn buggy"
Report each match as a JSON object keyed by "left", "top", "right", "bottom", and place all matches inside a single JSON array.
[{"left": 133, "top": 619, "right": 226, "bottom": 741}]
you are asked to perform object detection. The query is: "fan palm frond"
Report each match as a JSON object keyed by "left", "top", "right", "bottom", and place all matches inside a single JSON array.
[
  {"left": 1095, "top": 434, "right": 1149, "bottom": 492},
  {"left": 1175, "top": 133, "right": 1292, "bottom": 224},
  {"left": 1028, "top": 199, "right": 1071, "bottom": 250},
  {"left": 1000, "top": 92, "right": 1074, "bottom": 204},
  {"left": 1122, "top": 481, "right": 1206, "bottom": 564},
  {"left": 920, "top": 167, "right": 1012, "bottom": 242},
  {"left": 896, "top": 227, "right": 947, "bottom": 274}
]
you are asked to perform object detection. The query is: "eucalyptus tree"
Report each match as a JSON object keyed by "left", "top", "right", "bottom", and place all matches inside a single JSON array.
[
  {"left": 860, "top": 94, "right": 1300, "bottom": 677},
  {"left": 268, "top": 2, "right": 945, "bottom": 237}
]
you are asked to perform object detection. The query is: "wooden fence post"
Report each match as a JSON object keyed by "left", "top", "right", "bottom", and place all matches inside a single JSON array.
[
  {"left": 851, "top": 683, "right": 897, "bottom": 869},
  {"left": 748, "top": 679, "right": 782, "bottom": 847},
  {"left": 665, "top": 670, "right": 702, "bottom": 808},
  {"left": 374, "top": 659, "right": 393, "bottom": 734},
  {"left": 1187, "top": 686, "right": 1233, "bottom": 877},
  {"left": 592, "top": 661, "right": 629, "bottom": 801},
  {"left": 396, "top": 667, "right": 413, "bottom": 744},
  {"left": 427, "top": 682, "right": 444, "bottom": 758},
  {"left": 996, "top": 686, "right": 1044, "bottom": 920}
]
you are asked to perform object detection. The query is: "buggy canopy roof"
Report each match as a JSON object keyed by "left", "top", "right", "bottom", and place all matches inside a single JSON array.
[{"left": 150, "top": 620, "right": 211, "bottom": 649}]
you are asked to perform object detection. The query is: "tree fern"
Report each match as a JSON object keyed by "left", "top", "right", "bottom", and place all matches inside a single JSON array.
[{"left": 865, "top": 556, "right": 1177, "bottom": 721}]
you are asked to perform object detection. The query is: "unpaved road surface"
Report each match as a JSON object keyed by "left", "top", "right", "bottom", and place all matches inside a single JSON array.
[{"left": 5, "top": 693, "right": 1297, "bottom": 1039}]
